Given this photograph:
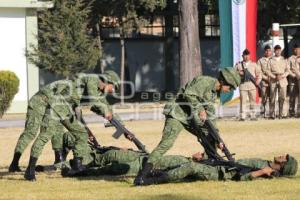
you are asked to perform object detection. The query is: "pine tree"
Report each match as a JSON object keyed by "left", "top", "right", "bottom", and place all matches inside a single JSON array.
[{"left": 28, "top": 0, "right": 101, "bottom": 78}]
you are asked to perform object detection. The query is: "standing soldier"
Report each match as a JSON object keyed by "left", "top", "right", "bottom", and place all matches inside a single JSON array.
[
  {"left": 287, "top": 44, "right": 300, "bottom": 117},
  {"left": 257, "top": 45, "right": 272, "bottom": 118},
  {"left": 235, "top": 49, "right": 261, "bottom": 121},
  {"left": 133, "top": 68, "right": 241, "bottom": 186},
  {"left": 267, "top": 45, "right": 290, "bottom": 119}
]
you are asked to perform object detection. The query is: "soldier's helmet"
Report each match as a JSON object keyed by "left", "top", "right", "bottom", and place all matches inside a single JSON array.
[
  {"left": 281, "top": 155, "right": 298, "bottom": 176},
  {"left": 220, "top": 67, "right": 241, "bottom": 90},
  {"left": 101, "top": 70, "right": 121, "bottom": 90}
]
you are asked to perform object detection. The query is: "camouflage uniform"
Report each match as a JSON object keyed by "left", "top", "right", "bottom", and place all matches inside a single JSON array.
[
  {"left": 9, "top": 84, "right": 68, "bottom": 172},
  {"left": 31, "top": 74, "right": 112, "bottom": 159},
  {"left": 147, "top": 76, "right": 219, "bottom": 165}
]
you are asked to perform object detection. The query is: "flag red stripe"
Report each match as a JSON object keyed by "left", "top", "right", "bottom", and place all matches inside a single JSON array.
[{"left": 246, "top": 0, "right": 257, "bottom": 61}]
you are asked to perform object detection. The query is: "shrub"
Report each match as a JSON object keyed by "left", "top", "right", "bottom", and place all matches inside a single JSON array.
[{"left": 0, "top": 71, "right": 19, "bottom": 118}]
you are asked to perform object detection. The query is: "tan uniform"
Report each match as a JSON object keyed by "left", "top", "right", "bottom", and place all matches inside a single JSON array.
[
  {"left": 235, "top": 61, "right": 261, "bottom": 119},
  {"left": 257, "top": 56, "right": 271, "bottom": 117},
  {"left": 287, "top": 55, "right": 299, "bottom": 116},
  {"left": 267, "top": 56, "right": 289, "bottom": 118},
  {"left": 290, "top": 56, "right": 300, "bottom": 116}
]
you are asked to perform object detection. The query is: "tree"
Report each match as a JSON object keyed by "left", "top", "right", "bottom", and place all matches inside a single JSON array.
[
  {"left": 28, "top": 0, "right": 101, "bottom": 78},
  {"left": 0, "top": 71, "right": 19, "bottom": 118},
  {"left": 94, "top": 0, "right": 166, "bottom": 104},
  {"left": 178, "top": 0, "right": 202, "bottom": 86}
]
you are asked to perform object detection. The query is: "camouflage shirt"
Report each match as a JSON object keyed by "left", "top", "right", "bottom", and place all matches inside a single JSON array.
[
  {"left": 40, "top": 73, "right": 111, "bottom": 116},
  {"left": 163, "top": 76, "right": 218, "bottom": 125}
]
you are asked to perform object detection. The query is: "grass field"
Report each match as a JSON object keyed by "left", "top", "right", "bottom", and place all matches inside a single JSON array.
[{"left": 0, "top": 119, "right": 300, "bottom": 200}]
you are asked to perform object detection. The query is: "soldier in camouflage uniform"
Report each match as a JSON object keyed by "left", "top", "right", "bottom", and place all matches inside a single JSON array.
[
  {"left": 56, "top": 135, "right": 297, "bottom": 185},
  {"left": 9, "top": 71, "right": 120, "bottom": 181},
  {"left": 133, "top": 68, "right": 241, "bottom": 186},
  {"left": 139, "top": 153, "right": 298, "bottom": 185},
  {"left": 8, "top": 81, "right": 70, "bottom": 173}
]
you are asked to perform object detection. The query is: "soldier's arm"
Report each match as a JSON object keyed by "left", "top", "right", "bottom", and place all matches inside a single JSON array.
[
  {"left": 85, "top": 76, "right": 112, "bottom": 117},
  {"left": 254, "top": 63, "right": 262, "bottom": 83},
  {"left": 266, "top": 60, "right": 276, "bottom": 79},
  {"left": 283, "top": 59, "right": 290, "bottom": 78},
  {"left": 288, "top": 58, "right": 297, "bottom": 77},
  {"left": 257, "top": 60, "right": 269, "bottom": 81}
]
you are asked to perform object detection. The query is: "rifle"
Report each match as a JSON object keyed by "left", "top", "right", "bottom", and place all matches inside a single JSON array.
[
  {"left": 105, "top": 116, "right": 148, "bottom": 153},
  {"left": 241, "top": 62, "right": 263, "bottom": 94},
  {"left": 204, "top": 120, "right": 235, "bottom": 161},
  {"left": 74, "top": 107, "right": 101, "bottom": 148}
]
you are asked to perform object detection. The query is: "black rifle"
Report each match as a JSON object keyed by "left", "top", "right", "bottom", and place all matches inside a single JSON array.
[
  {"left": 105, "top": 116, "right": 148, "bottom": 153},
  {"left": 204, "top": 120, "right": 235, "bottom": 161},
  {"left": 241, "top": 62, "right": 263, "bottom": 95},
  {"left": 74, "top": 107, "right": 101, "bottom": 149}
]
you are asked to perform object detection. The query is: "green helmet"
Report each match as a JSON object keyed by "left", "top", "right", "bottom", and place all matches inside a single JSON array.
[
  {"left": 282, "top": 155, "right": 298, "bottom": 176},
  {"left": 102, "top": 70, "right": 120, "bottom": 90},
  {"left": 220, "top": 67, "right": 241, "bottom": 89}
]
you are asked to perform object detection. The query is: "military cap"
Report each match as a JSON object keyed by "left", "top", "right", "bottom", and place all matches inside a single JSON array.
[
  {"left": 274, "top": 45, "right": 282, "bottom": 50},
  {"left": 293, "top": 43, "right": 299, "bottom": 49},
  {"left": 264, "top": 45, "right": 271, "bottom": 51},
  {"left": 242, "top": 49, "right": 250, "bottom": 55},
  {"left": 220, "top": 67, "right": 241, "bottom": 89},
  {"left": 101, "top": 70, "right": 121, "bottom": 90},
  {"left": 282, "top": 155, "right": 298, "bottom": 176}
]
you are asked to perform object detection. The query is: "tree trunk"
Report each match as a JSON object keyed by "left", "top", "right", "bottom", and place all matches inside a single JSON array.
[
  {"left": 178, "top": 0, "right": 202, "bottom": 87},
  {"left": 120, "top": 32, "right": 125, "bottom": 105},
  {"left": 95, "top": 22, "right": 104, "bottom": 73}
]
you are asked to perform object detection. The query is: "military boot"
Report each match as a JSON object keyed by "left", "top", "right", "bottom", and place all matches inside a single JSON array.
[
  {"left": 24, "top": 157, "right": 38, "bottom": 181},
  {"left": 54, "top": 151, "right": 64, "bottom": 164},
  {"left": 9, "top": 152, "right": 22, "bottom": 172},
  {"left": 139, "top": 171, "right": 169, "bottom": 186},
  {"left": 134, "top": 162, "right": 153, "bottom": 186},
  {"left": 70, "top": 157, "right": 86, "bottom": 176}
]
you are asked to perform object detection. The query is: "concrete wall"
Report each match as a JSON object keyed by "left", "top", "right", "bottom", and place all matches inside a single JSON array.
[{"left": 0, "top": 8, "right": 28, "bottom": 112}]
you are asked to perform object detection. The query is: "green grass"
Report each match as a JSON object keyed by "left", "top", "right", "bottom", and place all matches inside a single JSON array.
[{"left": 0, "top": 119, "right": 300, "bottom": 200}]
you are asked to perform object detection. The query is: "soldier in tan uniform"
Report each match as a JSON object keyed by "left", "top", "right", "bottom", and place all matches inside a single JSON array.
[
  {"left": 235, "top": 49, "right": 261, "bottom": 121},
  {"left": 288, "top": 44, "right": 300, "bottom": 117},
  {"left": 267, "top": 45, "right": 290, "bottom": 119},
  {"left": 257, "top": 45, "right": 272, "bottom": 118}
]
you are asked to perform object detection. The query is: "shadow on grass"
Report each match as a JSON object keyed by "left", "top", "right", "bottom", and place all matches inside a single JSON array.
[{"left": 138, "top": 194, "right": 202, "bottom": 200}]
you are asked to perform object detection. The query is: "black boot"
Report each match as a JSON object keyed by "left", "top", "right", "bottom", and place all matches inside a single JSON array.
[
  {"left": 9, "top": 152, "right": 22, "bottom": 172},
  {"left": 134, "top": 162, "right": 153, "bottom": 186},
  {"left": 54, "top": 151, "right": 64, "bottom": 164},
  {"left": 139, "top": 171, "right": 169, "bottom": 186},
  {"left": 24, "top": 157, "right": 38, "bottom": 181},
  {"left": 67, "top": 157, "right": 87, "bottom": 176}
]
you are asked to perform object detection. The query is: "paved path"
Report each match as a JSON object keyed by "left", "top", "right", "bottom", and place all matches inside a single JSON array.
[{"left": 0, "top": 105, "right": 247, "bottom": 128}]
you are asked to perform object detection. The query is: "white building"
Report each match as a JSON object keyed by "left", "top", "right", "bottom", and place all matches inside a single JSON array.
[{"left": 0, "top": 0, "right": 52, "bottom": 113}]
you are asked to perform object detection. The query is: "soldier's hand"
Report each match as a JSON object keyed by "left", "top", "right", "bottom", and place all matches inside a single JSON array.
[
  {"left": 105, "top": 112, "right": 113, "bottom": 121},
  {"left": 218, "top": 143, "right": 225, "bottom": 151},
  {"left": 192, "top": 152, "right": 204, "bottom": 161},
  {"left": 199, "top": 111, "right": 207, "bottom": 121},
  {"left": 261, "top": 167, "right": 275, "bottom": 176},
  {"left": 239, "top": 70, "right": 244, "bottom": 75}
]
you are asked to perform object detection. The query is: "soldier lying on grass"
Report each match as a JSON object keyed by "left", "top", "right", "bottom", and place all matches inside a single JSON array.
[{"left": 36, "top": 132, "right": 298, "bottom": 185}]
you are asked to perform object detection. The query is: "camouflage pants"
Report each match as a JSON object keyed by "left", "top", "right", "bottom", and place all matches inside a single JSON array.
[
  {"left": 30, "top": 108, "right": 64, "bottom": 158},
  {"left": 14, "top": 94, "right": 62, "bottom": 154},
  {"left": 46, "top": 97, "right": 90, "bottom": 159},
  {"left": 147, "top": 117, "right": 215, "bottom": 165}
]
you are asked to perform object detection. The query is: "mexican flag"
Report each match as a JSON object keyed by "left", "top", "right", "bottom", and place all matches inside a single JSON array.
[{"left": 218, "top": 0, "right": 258, "bottom": 104}]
